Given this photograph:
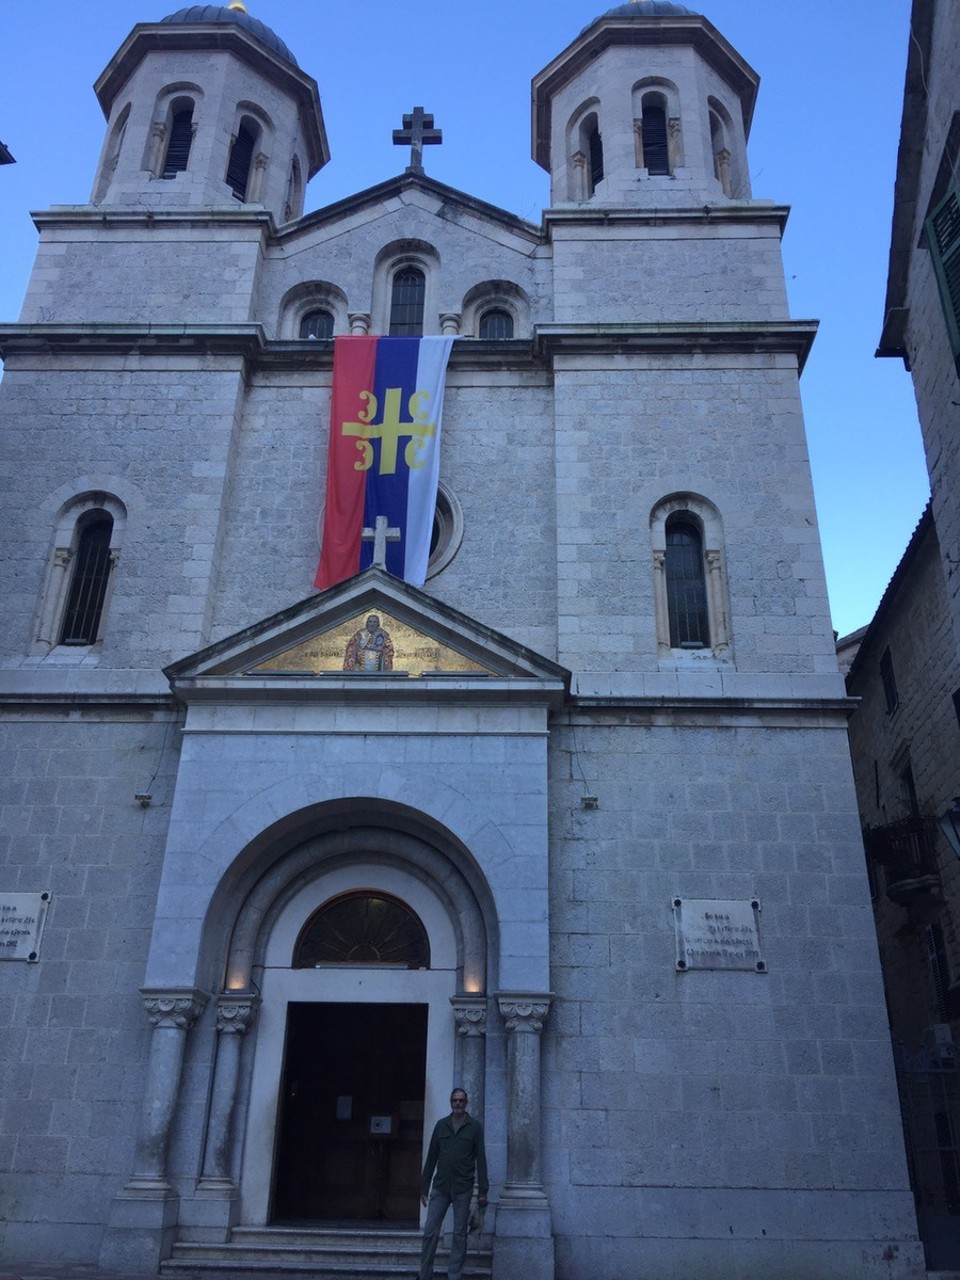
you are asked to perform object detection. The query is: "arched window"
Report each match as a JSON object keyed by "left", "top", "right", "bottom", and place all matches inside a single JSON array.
[
  {"left": 664, "top": 514, "right": 709, "bottom": 648},
  {"left": 226, "top": 119, "right": 258, "bottom": 200},
  {"left": 299, "top": 308, "right": 334, "bottom": 340},
  {"left": 294, "top": 892, "right": 430, "bottom": 969},
  {"left": 389, "top": 267, "right": 426, "bottom": 336},
  {"left": 587, "top": 122, "right": 604, "bottom": 194},
  {"left": 284, "top": 155, "right": 303, "bottom": 221},
  {"left": 478, "top": 308, "right": 514, "bottom": 340},
  {"left": 59, "top": 511, "right": 114, "bottom": 646},
  {"left": 161, "top": 105, "right": 194, "bottom": 178},
  {"left": 641, "top": 100, "right": 670, "bottom": 175}
]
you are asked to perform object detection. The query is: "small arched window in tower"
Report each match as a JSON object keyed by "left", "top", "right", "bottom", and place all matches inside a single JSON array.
[
  {"left": 226, "top": 120, "right": 258, "bottom": 201},
  {"left": 294, "top": 892, "right": 430, "bottom": 969},
  {"left": 299, "top": 308, "right": 334, "bottom": 340},
  {"left": 665, "top": 514, "right": 709, "bottom": 648},
  {"left": 478, "top": 308, "right": 514, "bottom": 340},
  {"left": 284, "top": 155, "right": 303, "bottom": 221},
  {"left": 588, "top": 123, "right": 604, "bottom": 195},
  {"left": 59, "top": 512, "right": 114, "bottom": 646},
  {"left": 389, "top": 266, "right": 426, "bottom": 336},
  {"left": 161, "top": 105, "right": 194, "bottom": 178},
  {"left": 641, "top": 100, "right": 670, "bottom": 176}
]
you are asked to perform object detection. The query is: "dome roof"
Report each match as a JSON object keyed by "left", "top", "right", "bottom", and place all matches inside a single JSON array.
[
  {"left": 602, "top": 1, "right": 696, "bottom": 17},
  {"left": 160, "top": 5, "right": 298, "bottom": 66}
]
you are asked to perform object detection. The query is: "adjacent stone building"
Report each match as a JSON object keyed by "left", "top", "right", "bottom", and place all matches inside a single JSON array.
[
  {"left": 0, "top": 3, "right": 925, "bottom": 1277},
  {"left": 841, "top": 0, "right": 960, "bottom": 1267}
]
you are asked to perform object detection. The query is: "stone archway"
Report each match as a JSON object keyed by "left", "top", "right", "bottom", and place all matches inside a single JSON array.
[{"left": 196, "top": 823, "right": 495, "bottom": 1232}]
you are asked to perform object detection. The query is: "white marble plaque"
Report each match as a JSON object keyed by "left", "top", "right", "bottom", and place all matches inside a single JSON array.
[
  {"left": 0, "top": 892, "right": 50, "bottom": 962},
  {"left": 672, "top": 897, "right": 764, "bottom": 972}
]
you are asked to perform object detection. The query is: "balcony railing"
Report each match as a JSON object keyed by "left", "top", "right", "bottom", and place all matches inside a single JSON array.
[{"left": 864, "top": 816, "right": 942, "bottom": 906}]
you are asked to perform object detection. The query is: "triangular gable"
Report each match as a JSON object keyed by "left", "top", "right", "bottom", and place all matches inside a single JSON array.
[
  {"left": 274, "top": 171, "right": 542, "bottom": 254},
  {"left": 164, "top": 568, "right": 569, "bottom": 701}
]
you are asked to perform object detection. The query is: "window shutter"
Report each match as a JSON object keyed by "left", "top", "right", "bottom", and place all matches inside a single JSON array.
[
  {"left": 161, "top": 107, "right": 193, "bottom": 177},
  {"left": 642, "top": 105, "right": 670, "bottom": 175},
  {"left": 226, "top": 125, "right": 256, "bottom": 200},
  {"left": 927, "top": 188, "right": 960, "bottom": 362}
]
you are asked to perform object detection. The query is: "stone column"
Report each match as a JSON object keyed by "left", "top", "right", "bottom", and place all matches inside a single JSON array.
[
  {"left": 652, "top": 549, "right": 671, "bottom": 654},
  {"left": 492, "top": 993, "right": 555, "bottom": 1280},
  {"left": 451, "top": 995, "right": 487, "bottom": 1122},
  {"left": 128, "top": 989, "right": 207, "bottom": 1190},
  {"left": 348, "top": 312, "right": 371, "bottom": 335},
  {"left": 200, "top": 992, "right": 259, "bottom": 1188},
  {"left": 100, "top": 988, "right": 206, "bottom": 1273},
  {"left": 439, "top": 312, "right": 461, "bottom": 336},
  {"left": 705, "top": 549, "right": 730, "bottom": 653}
]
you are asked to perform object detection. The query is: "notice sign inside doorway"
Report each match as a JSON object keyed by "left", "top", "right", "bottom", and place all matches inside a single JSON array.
[
  {"left": 0, "top": 892, "right": 50, "bottom": 962},
  {"left": 672, "top": 897, "right": 764, "bottom": 972}
]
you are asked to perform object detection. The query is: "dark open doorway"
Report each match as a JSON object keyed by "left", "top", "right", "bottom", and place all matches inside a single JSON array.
[{"left": 272, "top": 1001, "right": 427, "bottom": 1223}]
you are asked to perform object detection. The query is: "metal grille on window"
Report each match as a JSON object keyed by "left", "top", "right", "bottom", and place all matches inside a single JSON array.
[
  {"left": 225, "top": 123, "right": 256, "bottom": 200},
  {"left": 300, "top": 308, "right": 334, "bottom": 340},
  {"left": 161, "top": 106, "right": 193, "bottom": 178},
  {"left": 389, "top": 267, "right": 425, "bottom": 336},
  {"left": 294, "top": 893, "right": 430, "bottom": 969},
  {"left": 665, "top": 515, "right": 709, "bottom": 648},
  {"left": 642, "top": 104, "right": 670, "bottom": 175},
  {"left": 59, "top": 515, "right": 113, "bottom": 646},
  {"left": 478, "top": 308, "right": 513, "bottom": 340}
]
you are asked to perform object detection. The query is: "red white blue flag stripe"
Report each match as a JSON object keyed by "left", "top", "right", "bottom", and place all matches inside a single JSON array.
[{"left": 314, "top": 336, "right": 455, "bottom": 590}]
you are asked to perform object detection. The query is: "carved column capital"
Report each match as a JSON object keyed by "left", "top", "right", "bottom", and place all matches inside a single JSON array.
[
  {"left": 496, "top": 992, "right": 553, "bottom": 1035},
  {"left": 140, "top": 988, "right": 207, "bottom": 1031},
  {"left": 216, "top": 992, "right": 259, "bottom": 1035},
  {"left": 348, "top": 312, "right": 371, "bottom": 335},
  {"left": 451, "top": 995, "right": 487, "bottom": 1038},
  {"left": 439, "top": 312, "right": 461, "bottom": 336}
]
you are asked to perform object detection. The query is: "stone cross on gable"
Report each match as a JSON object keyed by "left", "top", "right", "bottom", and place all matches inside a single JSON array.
[
  {"left": 362, "top": 514, "right": 401, "bottom": 569},
  {"left": 392, "top": 107, "right": 442, "bottom": 175}
]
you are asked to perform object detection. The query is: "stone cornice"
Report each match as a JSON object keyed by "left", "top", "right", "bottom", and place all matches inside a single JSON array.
[
  {"left": 0, "top": 323, "right": 545, "bottom": 372},
  {"left": 0, "top": 323, "right": 267, "bottom": 361},
  {"left": 0, "top": 320, "right": 815, "bottom": 372},
  {"left": 535, "top": 320, "right": 818, "bottom": 371},
  {"left": 542, "top": 204, "right": 790, "bottom": 234},
  {"left": 31, "top": 207, "right": 275, "bottom": 232},
  {"left": 168, "top": 675, "right": 567, "bottom": 710}
]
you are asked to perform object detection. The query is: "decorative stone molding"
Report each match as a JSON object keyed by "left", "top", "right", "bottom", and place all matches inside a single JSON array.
[
  {"left": 439, "top": 312, "right": 461, "bottom": 336},
  {"left": 451, "top": 995, "right": 487, "bottom": 1037},
  {"left": 349, "top": 312, "right": 371, "bottom": 335},
  {"left": 142, "top": 990, "right": 206, "bottom": 1030},
  {"left": 216, "top": 992, "right": 258, "bottom": 1035},
  {"left": 497, "top": 994, "right": 551, "bottom": 1034},
  {"left": 668, "top": 116, "right": 684, "bottom": 169}
]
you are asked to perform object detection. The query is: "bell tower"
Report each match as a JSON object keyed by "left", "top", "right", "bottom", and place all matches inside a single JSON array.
[
  {"left": 89, "top": 2, "right": 328, "bottom": 222},
  {"left": 532, "top": 0, "right": 756, "bottom": 207}
]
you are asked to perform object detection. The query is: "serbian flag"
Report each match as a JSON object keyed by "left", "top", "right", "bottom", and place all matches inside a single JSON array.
[{"left": 314, "top": 336, "right": 455, "bottom": 590}]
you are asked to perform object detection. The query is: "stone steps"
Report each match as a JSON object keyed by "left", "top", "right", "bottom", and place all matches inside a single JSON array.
[{"left": 161, "top": 1225, "right": 492, "bottom": 1279}]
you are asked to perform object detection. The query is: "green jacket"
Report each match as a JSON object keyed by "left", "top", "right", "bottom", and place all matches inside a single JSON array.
[{"left": 421, "top": 1113, "right": 489, "bottom": 1198}]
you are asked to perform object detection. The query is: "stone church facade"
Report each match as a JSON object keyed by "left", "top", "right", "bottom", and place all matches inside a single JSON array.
[{"left": 0, "top": 3, "right": 925, "bottom": 1278}]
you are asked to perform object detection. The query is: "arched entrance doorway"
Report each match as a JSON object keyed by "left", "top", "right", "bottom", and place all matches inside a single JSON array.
[
  {"left": 272, "top": 892, "right": 429, "bottom": 1221},
  {"left": 231, "top": 828, "right": 491, "bottom": 1229}
]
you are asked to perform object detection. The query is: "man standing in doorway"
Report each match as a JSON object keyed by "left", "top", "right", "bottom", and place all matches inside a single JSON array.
[{"left": 418, "top": 1087, "right": 488, "bottom": 1280}]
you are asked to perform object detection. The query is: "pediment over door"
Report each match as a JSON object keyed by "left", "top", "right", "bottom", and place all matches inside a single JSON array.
[{"left": 164, "top": 568, "right": 569, "bottom": 706}]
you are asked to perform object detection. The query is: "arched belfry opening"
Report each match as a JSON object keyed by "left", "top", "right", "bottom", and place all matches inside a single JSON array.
[{"left": 191, "top": 808, "right": 496, "bottom": 1230}]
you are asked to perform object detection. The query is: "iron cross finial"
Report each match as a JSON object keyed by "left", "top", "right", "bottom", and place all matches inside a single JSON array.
[{"left": 392, "top": 107, "right": 442, "bottom": 175}]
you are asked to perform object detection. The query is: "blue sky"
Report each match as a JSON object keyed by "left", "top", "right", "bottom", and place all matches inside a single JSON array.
[{"left": 0, "top": 0, "right": 930, "bottom": 637}]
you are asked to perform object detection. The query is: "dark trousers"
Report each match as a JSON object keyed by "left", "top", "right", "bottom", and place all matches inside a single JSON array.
[{"left": 418, "top": 1185, "right": 472, "bottom": 1280}]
